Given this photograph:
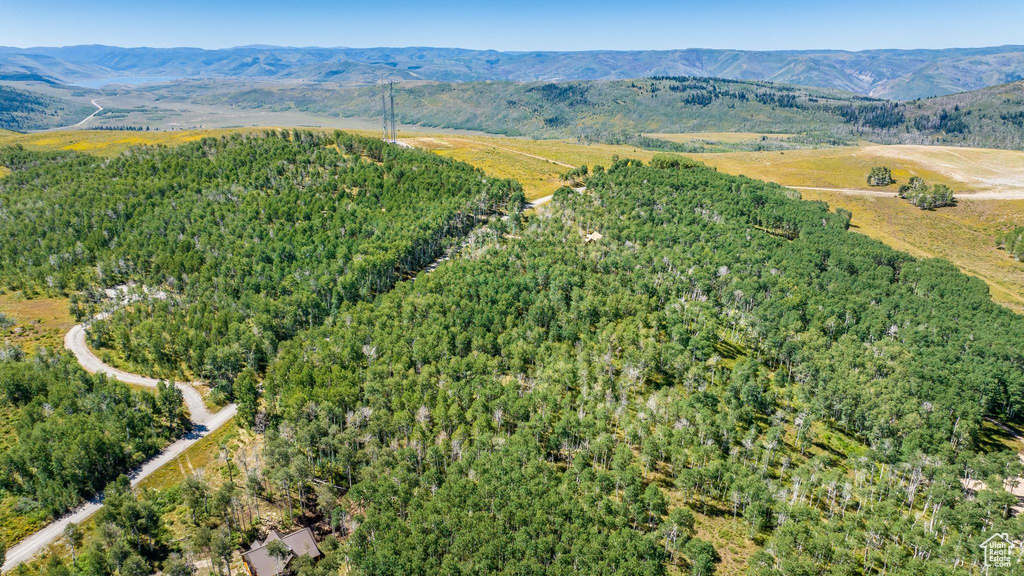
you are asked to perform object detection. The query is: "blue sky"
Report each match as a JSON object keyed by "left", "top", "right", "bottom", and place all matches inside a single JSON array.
[{"left": 3, "top": 0, "right": 1022, "bottom": 51}]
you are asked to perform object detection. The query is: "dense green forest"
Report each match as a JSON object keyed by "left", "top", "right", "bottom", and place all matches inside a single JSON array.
[
  {"left": 0, "top": 86, "right": 93, "bottom": 132},
  {"left": 238, "top": 156, "right": 1024, "bottom": 575},
  {"left": 7, "top": 135, "right": 1024, "bottom": 576},
  {"left": 162, "top": 76, "right": 1024, "bottom": 150},
  {"left": 0, "top": 131, "right": 523, "bottom": 403},
  {"left": 0, "top": 352, "right": 185, "bottom": 547}
]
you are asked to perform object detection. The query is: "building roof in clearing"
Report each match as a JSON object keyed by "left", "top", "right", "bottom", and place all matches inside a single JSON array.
[
  {"left": 242, "top": 528, "right": 321, "bottom": 576},
  {"left": 280, "top": 528, "right": 320, "bottom": 559}
]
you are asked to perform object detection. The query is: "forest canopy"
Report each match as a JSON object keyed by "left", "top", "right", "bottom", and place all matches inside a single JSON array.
[
  {"left": 252, "top": 154, "right": 1024, "bottom": 575},
  {"left": 0, "top": 352, "right": 185, "bottom": 547},
  {"left": 0, "top": 131, "right": 523, "bottom": 403},
  {"left": 5, "top": 134, "right": 1024, "bottom": 575}
]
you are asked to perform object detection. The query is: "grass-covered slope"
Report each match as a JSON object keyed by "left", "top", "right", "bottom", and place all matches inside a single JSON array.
[
  {"left": 178, "top": 77, "right": 881, "bottom": 140},
  {"left": 0, "top": 131, "right": 523, "bottom": 399},
  {"left": 259, "top": 157, "right": 1024, "bottom": 575},
  {"left": 0, "top": 85, "right": 93, "bottom": 132},
  {"left": 174, "top": 76, "right": 1024, "bottom": 150}
]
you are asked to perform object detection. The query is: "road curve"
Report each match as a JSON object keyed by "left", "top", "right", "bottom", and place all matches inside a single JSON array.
[
  {"left": 64, "top": 321, "right": 219, "bottom": 425},
  {"left": 2, "top": 321, "right": 236, "bottom": 573},
  {"left": 73, "top": 100, "right": 104, "bottom": 128}
]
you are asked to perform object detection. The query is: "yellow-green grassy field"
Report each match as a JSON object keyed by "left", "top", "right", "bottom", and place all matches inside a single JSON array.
[
  {"left": 138, "top": 419, "right": 242, "bottom": 492},
  {"left": 687, "top": 145, "right": 960, "bottom": 192},
  {"left": 399, "top": 134, "right": 662, "bottom": 199},
  {"left": 0, "top": 127, "right": 272, "bottom": 157},
  {"left": 0, "top": 292, "right": 75, "bottom": 353}
]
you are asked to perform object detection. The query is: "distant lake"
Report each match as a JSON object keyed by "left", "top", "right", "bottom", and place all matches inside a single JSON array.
[{"left": 74, "top": 76, "right": 181, "bottom": 88}]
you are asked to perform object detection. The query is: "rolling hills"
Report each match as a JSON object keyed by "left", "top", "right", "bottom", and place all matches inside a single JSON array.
[
  {"left": 152, "top": 76, "right": 1024, "bottom": 150},
  {"left": 0, "top": 85, "right": 93, "bottom": 131}
]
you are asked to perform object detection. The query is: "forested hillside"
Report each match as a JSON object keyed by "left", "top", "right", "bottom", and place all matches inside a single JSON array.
[
  {"left": 169, "top": 77, "right": 1024, "bottom": 150},
  {"left": 6, "top": 132, "right": 1024, "bottom": 575},
  {"left": 0, "top": 352, "right": 186, "bottom": 547},
  {"left": 250, "top": 157, "right": 1024, "bottom": 575},
  {"left": 0, "top": 85, "right": 92, "bottom": 132},
  {"left": 0, "top": 131, "right": 523, "bottom": 403}
]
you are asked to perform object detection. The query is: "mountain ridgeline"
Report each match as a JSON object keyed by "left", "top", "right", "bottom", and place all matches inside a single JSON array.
[{"left": 3, "top": 44, "right": 1023, "bottom": 100}]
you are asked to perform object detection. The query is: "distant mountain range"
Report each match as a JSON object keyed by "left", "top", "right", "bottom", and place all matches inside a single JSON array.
[{"left": 2, "top": 44, "right": 1023, "bottom": 100}]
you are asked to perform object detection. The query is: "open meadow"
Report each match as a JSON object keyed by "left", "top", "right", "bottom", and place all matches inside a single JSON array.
[{"left": 0, "top": 292, "right": 74, "bottom": 353}]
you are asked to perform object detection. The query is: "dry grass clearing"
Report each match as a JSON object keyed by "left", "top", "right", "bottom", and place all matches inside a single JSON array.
[
  {"left": 650, "top": 132, "right": 792, "bottom": 143},
  {"left": 686, "top": 145, "right": 961, "bottom": 192},
  {"left": 693, "top": 514, "right": 761, "bottom": 576},
  {"left": 0, "top": 292, "right": 75, "bottom": 353},
  {"left": 685, "top": 144, "right": 1024, "bottom": 197},
  {"left": 867, "top": 145, "right": 1024, "bottom": 195},
  {"left": 0, "top": 127, "right": 273, "bottom": 157},
  {"left": 400, "top": 135, "right": 661, "bottom": 199},
  {"left": 138, "top": 419, "right": 243, "bottom": 492}
]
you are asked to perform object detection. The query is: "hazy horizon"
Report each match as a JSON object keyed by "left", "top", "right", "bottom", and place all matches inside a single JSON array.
[{"left": 4, "top": 43, "right": 1023, "bottom": 53}]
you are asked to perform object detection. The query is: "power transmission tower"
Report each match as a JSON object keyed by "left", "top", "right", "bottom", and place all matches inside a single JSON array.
[
  {"left": 380, "top": 81, "right": 388, "bottom": 141},
  {"left": 389, "top": 81, "right": 396, "bottom": 143}
]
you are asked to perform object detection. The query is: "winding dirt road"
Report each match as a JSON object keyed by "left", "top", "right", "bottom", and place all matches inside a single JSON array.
[
  {"left": 64, "top": 316, "right": 220, "bottom": 425},
  {"left": 74, "top": 100, "right": 104, "bottom": 128},
  {"left": 2, "top": 318, "right": 236, "bottom": 572},
  {"left": 527, "top": 194, "right": 554, "bottom": 208}
]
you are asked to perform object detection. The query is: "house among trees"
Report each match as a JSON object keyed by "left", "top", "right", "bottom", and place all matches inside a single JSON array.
[{"left": 241, "top": 528, "right": 321, "bottom": 576}]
